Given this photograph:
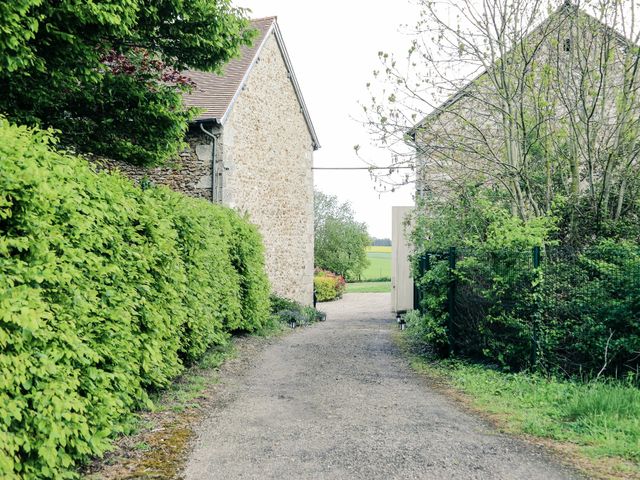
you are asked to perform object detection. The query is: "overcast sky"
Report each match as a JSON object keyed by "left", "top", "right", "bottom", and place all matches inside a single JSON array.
[{"left": 236, "top": 0, "right": 419, "bottom": 239}]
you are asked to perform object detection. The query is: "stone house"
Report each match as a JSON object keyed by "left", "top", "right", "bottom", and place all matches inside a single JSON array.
[
  {"left": 410, "top": 3, "right": 639, "bottom": 218},
  {"left": 101, "top": 17, "right": 319, "bottom": 305}
]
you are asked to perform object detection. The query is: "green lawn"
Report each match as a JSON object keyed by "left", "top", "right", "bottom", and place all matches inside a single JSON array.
[
  {"left": 367, "top": 246, "right": 392, "bottom": 254},
  {"left": 360, "top": 251, "right": 391, "bottom": 281},
  {"left": 346, "top": 281, "right": 391, "bottom": 293}
]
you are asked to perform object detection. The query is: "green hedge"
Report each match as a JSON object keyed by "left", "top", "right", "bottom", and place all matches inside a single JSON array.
[{"left": 0, "top": 119, "right": 270, "bottom": 478}]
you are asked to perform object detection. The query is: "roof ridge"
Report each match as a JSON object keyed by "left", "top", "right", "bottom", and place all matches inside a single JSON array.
[{"left": 251, "top": 16, "right": 277, "bottom": 22}]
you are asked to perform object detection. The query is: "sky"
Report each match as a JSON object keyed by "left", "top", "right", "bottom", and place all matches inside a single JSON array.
[{"left": 235, "top": 0, "right": 419, "bottom": 239}]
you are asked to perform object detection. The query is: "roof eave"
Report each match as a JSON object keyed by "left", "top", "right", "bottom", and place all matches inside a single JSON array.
[
  {"left": 219, "top": 20, "right": 276, "bottom": 125},
  {"left": 191, "top": 117, "right": 223, "bottom": 125}
]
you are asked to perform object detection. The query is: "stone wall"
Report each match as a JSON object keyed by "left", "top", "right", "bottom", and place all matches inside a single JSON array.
[
  {"left": 96, "top": 128, "right": 216, "bottom": 201},
  {"left": 221, "top": 32, "right": 315, "bottom": 305}
]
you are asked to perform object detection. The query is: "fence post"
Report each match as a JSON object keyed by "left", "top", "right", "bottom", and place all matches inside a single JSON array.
[
  {"left": 447, "top": 247, "right": 457, "bottom": 355},
  {"left": 531, "top": 246, "right": 541, "bottom": 369},
  {"left": 413, "top": 253, "right": 421, "bottom": 313},
  {"left": 420, "top": 253, "right": 430, "bottom": 314},
  {"left": 411, "top": 253, "right": 430, "bottom": 314}
]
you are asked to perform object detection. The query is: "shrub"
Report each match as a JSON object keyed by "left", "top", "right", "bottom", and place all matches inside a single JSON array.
[
  {"left": 269, "top": 294, "right": 301, "bottom": 314},
  {"left": 276, "top": 309, "right": 307, "bottom": 327},
  {"left": 540, "top": 240, "right": 640, "bottom": 377},
  {"left": 269, "top": 295, "right": 324, "bottom": 327},
  {"left": 412, "top": 241, "right": 640, "bottom": 377},
  {"left": 313, "top": 269, "right": 346, "bottom": 302},
  {"left": 0, "top": 119, "right": 270, "bottom": 479},
  {"left": 228, "top": 214, "right": 271, "bottom": 332},
  {"left": 404, "top": 310, "right": 449, "bottom": 357},
  {"left": 411, "top": 183, "right": 640, "bottom": 378},
  {"left": 314, "top": 276, "right": 336, "bottom": 302},
  {"left": 306, "top": 307, "right": 327, "bottom": 322}
]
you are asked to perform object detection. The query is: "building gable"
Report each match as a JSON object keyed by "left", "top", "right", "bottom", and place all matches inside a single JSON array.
[
  {"left": 410, "top": 2, "right": 637, "bottom": 136},
  {"left": 184, "top": 17, "right": 320, "bottom": 150}
]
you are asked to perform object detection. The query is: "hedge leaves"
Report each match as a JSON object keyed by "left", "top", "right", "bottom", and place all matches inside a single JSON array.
[{"left": 0, "top": 118, "right": 270, "bottom": 478}]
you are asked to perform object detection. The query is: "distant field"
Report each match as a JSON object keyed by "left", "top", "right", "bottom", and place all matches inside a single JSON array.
[
  {"left": 366, "top": 246, "right": 392, "bottom": 254},
  {"left": 346, "top": 281, "right": 391, "bottom": 293},
  {"left": 357, "top": 247, "right": 391, "bottom": 281}
]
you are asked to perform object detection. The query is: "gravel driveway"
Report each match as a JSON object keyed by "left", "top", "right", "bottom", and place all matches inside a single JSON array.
[{"left": 184, "top": 293, "right": 580, "bottom": 480}]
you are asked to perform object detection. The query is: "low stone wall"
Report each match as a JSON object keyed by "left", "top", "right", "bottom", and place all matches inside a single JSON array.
[{"left": 94, "top": 129, "right": 214, "bottom": 201}]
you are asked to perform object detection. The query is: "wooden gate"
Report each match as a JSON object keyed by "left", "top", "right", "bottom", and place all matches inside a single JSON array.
[{"left": 391, "top": 206, "right": 414, "bottom": 313}]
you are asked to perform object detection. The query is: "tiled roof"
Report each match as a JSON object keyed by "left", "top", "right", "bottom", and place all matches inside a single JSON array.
[
  {"left": 184, "top": 17, "right": 275, "bottom": 123},
  {"left": 183, "top": 17, "right": 320, "bottom": 149}
]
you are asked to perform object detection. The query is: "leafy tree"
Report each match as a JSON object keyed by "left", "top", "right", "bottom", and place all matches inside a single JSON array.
[
  {"left": 314, "top": 190, "right": 370, "bottom": 280},
  {"left": 0, "top": 0, "right": 255, "bottom": 166},
  {"left": 314, "top": 188, "right": 354, "bottom": 230}
]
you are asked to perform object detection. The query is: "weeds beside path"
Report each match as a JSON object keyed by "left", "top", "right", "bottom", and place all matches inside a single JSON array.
[{"left": 404, "top": 355, "right": 640, "bottom": 480}]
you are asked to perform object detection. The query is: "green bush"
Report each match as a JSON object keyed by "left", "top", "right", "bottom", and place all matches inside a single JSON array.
[
  {"left": 228, "top": 216, "right": 271, "bottom": 332},
  {"left": 314, "top": 276, "right": 336, "bottom": 302},
  {"left": 411, "top": 189, "right": 639, "bottom": 376},
  {"left": 404, "top": 309, "right": 449, "bottom": 357},
  {"left": 269, "top": 294, "right": 302, "bottom": 314},
  {"left": 275, "top": 309, "right": 307, "bottom": 327},
  {"left": 412, "top": 241, "right": 640, "bottom": 377},
  {"left": 269, "top": 295, "right": 324, "bottom": 327},
  {"left": 0, "top": 119, "right": 270, "bottom": 479},
  {"left": 540, "top": 240, "right": 640, "bottom": 377},
  {"left": 313, "top": 269, "right": 346, "bottom": 302}
]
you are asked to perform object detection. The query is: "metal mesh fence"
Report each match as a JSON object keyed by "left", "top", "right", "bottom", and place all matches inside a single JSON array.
[{"left": 414, "top": 243, "right": 640, "bottom": 378}]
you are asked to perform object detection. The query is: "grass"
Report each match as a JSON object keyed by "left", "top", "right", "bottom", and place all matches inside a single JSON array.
[
  {"left": 85, "top": 321, "right": 288, "bottom": 479},
  {"left": 152, "top": 343, "right": 236, "bottom": 413},
  {"left": 347, "top": 246, "right": 392, "bottom": 289},
  {"left": 84, "top": 341, "right": 240, "bottom": 479},
  {"left": 358, "top": 248, "right": 391, "bottom": 282},
  {"left": 346, "top": 281, "right": 391, "bottom": 293},
  {"left": 406, "top": 352, "right": 640, "bottom": 478}
]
